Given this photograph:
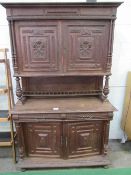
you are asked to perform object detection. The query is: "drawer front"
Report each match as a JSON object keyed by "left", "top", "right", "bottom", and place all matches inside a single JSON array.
[
  {"left": 15, "top": 21, "right": 61, "bottom": 74},
  {"left": 23, "top": 122, "right": 62, "bottom": 158},
  {"left": 14, "top": 112, "right": 112, "bottom": 121},
  {"left": 66, "top": 121, "right": 103, "bottom": 158}
]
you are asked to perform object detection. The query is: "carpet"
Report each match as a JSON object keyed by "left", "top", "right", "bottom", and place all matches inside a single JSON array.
[{"left": 1, "top": 168, "right": 131, "bottom": 175}]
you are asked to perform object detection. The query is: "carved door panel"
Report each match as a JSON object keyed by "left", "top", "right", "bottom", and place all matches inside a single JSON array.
[
  {"left": 63, "top": 20, "right": 110, "bottom": 74},
  {"left": 23, "top": 122, "right": 62, "bottom": 158},
  {"left": 66, "top": 121, "right": 103, "bottom": 158},
  {"left": 14, "top": 21, "right": 61, "bottom": 75}
]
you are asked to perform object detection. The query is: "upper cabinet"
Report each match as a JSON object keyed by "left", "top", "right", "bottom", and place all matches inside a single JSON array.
[{"left": 3, "top": 2, "right": 121, "bottom": 76}]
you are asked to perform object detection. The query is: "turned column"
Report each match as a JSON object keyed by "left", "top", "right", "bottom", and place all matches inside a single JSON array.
[
  {"left": 16, "top": 77, "right": 22, "bottom": 101},
  {"left": 101, "top": 75, "right": 110, "bottom": 101},
  {"left": 16, "top": 77, "right": 26, "bottom": 103}
]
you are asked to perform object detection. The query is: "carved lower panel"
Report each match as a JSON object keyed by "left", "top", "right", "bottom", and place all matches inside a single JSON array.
[
  {"left": 23, "top": 122, "right": 62, "bottom": 158},
  {"left": 67, "top": 121, "right": 103, "bottom": 158}
]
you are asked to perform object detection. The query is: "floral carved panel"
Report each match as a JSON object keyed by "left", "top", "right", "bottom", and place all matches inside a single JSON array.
[
  {"left": 79, "top": 37, "right": 94, "bottom": 59},
  {"left": 31, "top": 38, "right": 47, "bottom": 60}
]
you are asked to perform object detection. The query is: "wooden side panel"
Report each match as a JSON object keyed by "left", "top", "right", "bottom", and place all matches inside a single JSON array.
[
  {"left": 66, "top": 121, "right": 103, "bottom": 158},
  {"left": 23, "top": 122, "right": 62, "bottom": 158}
]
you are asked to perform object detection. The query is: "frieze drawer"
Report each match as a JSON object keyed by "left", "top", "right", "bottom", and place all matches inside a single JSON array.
[{"left": 13, "top": 112, "right": 113, "bottom": 122}]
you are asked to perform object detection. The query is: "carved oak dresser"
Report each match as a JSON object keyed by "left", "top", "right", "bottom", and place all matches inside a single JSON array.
[{"left": 2, "top": 2, "right": 121, "bottom": 169}]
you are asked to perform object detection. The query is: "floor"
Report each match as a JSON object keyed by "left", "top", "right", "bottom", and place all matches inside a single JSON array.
[{"left": 0, "top": 140, "right": 131, "bottom": 172}]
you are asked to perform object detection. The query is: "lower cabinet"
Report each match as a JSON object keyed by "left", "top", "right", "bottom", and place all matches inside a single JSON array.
[{"left": 21, "top": 120, "right": 105, "bottom": 159}]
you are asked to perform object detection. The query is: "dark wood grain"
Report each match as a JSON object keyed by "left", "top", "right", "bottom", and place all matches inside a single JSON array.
[
  {"left": 2, "top": 2, "right": 121, "bottom": 168},
  {"left": 16, "top": 155, "right": 110, "bottom": 169}
]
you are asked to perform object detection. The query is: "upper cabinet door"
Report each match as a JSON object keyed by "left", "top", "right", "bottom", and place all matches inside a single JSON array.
[
  {"left": 63, "top": 20, "right": 110, "bottom": 75},
  {"left": 14, "top": 21, "right": 61, "bottom": 75}
]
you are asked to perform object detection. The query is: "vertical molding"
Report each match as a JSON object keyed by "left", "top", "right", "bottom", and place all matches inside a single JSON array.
[
  {"left": 104, "top": 121, "right": 110, "bottom": 155},
  {"left": 15, "top": 122, "right": 25, "bottom": 160},
  {"left": 107, "top": 20, "right": 115, "bottom": 72},
  {"left": 8, "top": 18, "right": 18, "bottom": 74},
  {"left": 102, "top": 121, "right": 110, "bottom": 155}
]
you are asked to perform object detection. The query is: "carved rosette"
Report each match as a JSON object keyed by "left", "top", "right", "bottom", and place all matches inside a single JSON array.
[{"left": 31, "top": 39, "right": 47, "bottom": 59}]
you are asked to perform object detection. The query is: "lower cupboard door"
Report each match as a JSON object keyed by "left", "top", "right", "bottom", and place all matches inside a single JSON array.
[
  {"left": 23, "top": 122, "right": 62, "bottom": 158},
  {"left": 66, "top": 121, "right": 103, "bottom": 158}
]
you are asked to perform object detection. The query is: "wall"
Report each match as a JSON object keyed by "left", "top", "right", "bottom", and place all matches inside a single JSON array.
[
  {"left": 107, "top": 0, "right": 131, "bottom": 139},
  {"left": 0, "top": 0, "right": 131, "bottom": 139}
]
